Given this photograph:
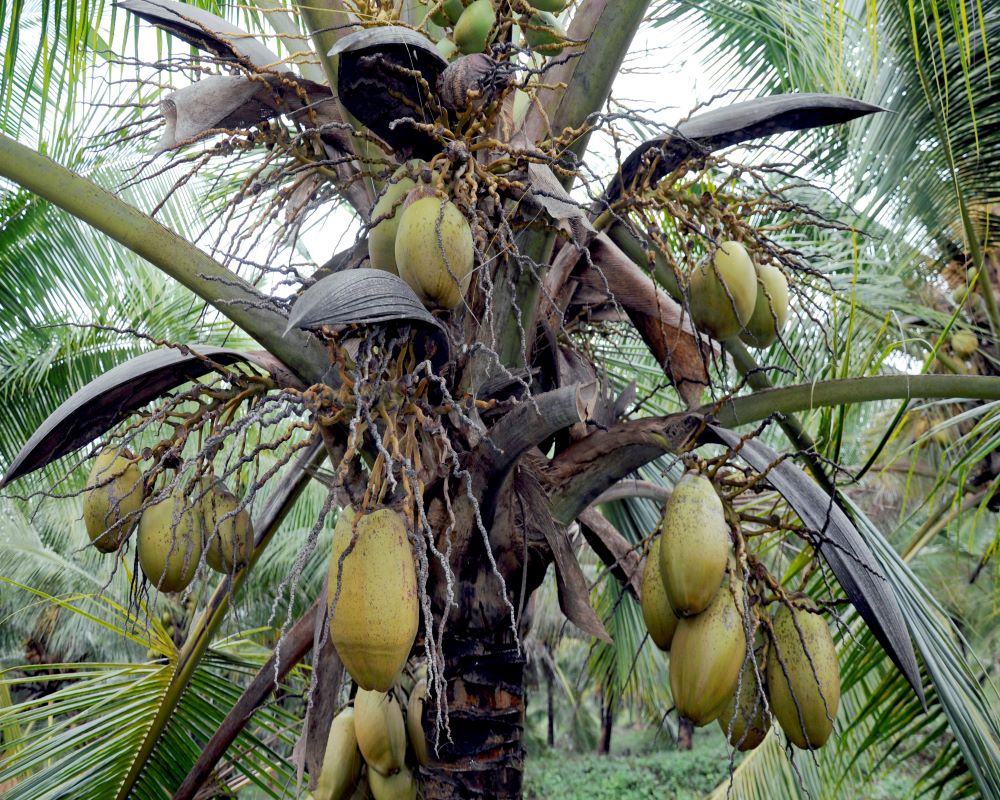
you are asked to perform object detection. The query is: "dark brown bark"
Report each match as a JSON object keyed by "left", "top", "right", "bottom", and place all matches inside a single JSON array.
[
  {"left": 546, "top": 669, "right": 555, "bottom": 748},
  {"left": 598, "top": 692, "right": 614, "bottom": 755},
  {"left": 419, "top": 633, "right": 526, "bottom": 799}
]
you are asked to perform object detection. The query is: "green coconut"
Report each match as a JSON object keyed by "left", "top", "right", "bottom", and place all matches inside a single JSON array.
[
  {"left": 435, "top": 36, "right": 459, "bottom": 60},
  {"left": 689, "top": 241, "right": 758, "bottom": 340},
  {"left": 658, "top": 473, "right": 730, "bottom": 617},
  {"left": 368, "top": 162, "right": 423, "bottom": 274},
  {"left": 739, "top": 263, "right": 790, "bottom": 349},
  {"left": 137, "top": 486, "right": 204, "bottom": 593},
  {"left": 429, "top": 0, "right": 466, "bottom": 26},
  {"left": 528, "top": 0, "right": 566, "bottom": 10},
  {"left": 766, "top": 603, "right": 840, "bottom": 749},
  {"left": 395, "top": 194, "right": 474, "bottom": 309},
  {"left": 522, "top": 11, "right": 566, "bottom": 55},
  {"left": 454, "top": 0, "right": 495, "bottom": 54},
  {"left": 83, "top": 448, "right": 144, "bottom": 552}
]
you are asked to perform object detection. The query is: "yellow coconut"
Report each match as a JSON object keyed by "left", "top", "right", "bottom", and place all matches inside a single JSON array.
[
  {"left": 406, "top": 679, "right": 430, "bottom": 767},
  {"left": 137, "top": 486, "right": 203, "bottom": 593},
  {"left": 202, "top": 482, "right": 253, "bottom": 573},
  {"left": 716, "top": 666, "right": 771, "bottom": 751},
  {"left": 328, "top": 508, "right": 418, "bottom": 691},
  {"left": 766, "top": 603, "right": 840, "bottom": 749},
  {"left": 395, "top": 195, "right": 474, "bottom": 310},
  {"left": 669, "top": 582, "right": 748, "bottom": 726},
  {"left": 368, "top": 163, "right": 423, "bottom": 274},
  {"left": 453, "top": 0, "right": 495, "bottom": 54},
  {"left": 83, "top": 448, "right": 144, "bottom": 552},
  {"left": 658, "top": 473, "right": 730, "bottom": 617},
  {"left": 368, "top": 764, "right": 417, "bottom": 800},
  {"left": 640, "top": 536, "right": 679, "bottom": 650},
  {"left": 739, "top": 263, "right": 790, "bottom": 349},
  {"left": 354, "top": 689, "right": 407, "bottom": 777},
  {"left": 316, "top": 707, "right": 363, "bottom": 800},
  {"left": 522, "top": 11, "right": 566, "bottom": 55},
  {"left": 689, "top": 241, "right": 758, "bottom": 340}
]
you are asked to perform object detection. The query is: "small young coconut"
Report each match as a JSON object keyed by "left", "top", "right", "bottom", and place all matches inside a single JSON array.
[
  {"left": 202, "top": 481, "right": 253, "bottom": 574},
  {"left": 950, "top": 329, "right": 979, "bottom": 357},
  {"left": 454, "top": 0, "right": 495, "bottom": 54},
  {"left": 138, "top": 486, "right": 204, "bottom": 593},
  {"left": 83, "top": 448, "right": 144, "bottom": 552},
  {"left": 395, "top": 192, "right": 474, "bottom": 309},
  {"left": 429, "top": 0, "right": 465, "bottom": 26},
  {"left": 521, "top": 11, "right": 566, "bottom": 55},
  {"left": 739, "top": 263, "right": 790, "bottom": 349},
  {"left": 435, "top": 36, "right": 459, "bottom": 61},
  {"left": 689, "top": 241, "right": 758, "bottom": 341}
]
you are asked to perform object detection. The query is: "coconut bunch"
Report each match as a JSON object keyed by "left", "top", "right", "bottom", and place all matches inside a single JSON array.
[
  {"left": 418, "top": 0, "right": 569, "bottom": 61},
  {"left": 314, "top": 681, "right": 432, "bottom": 800},
  {"left": 640, "top": 471, "right": 842, "bottom": 752},
  {"left": 82, "top": 448, "right": 254, "bottom": 593},
  {"left": 686, "top": 240, "right": 791, "bottom": 349}
]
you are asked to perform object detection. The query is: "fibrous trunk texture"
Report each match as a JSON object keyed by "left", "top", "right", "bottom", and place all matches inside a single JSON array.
[{"left": 419, "top": 633, "right": 525, "bottom": 799}]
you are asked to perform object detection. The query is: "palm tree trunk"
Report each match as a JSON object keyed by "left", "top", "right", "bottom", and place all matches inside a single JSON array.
[
  {"left": 677, "top": 717, "right": 694, "bottom": 751},
  {"left": 546, "top": 669, "right": 555, "bottom": 748},
  {"left": 419, "top": 632, "right": 525, "bottom": 799},
  {"left": 598, "top": 692, "right": 614, "bottom": 755}
]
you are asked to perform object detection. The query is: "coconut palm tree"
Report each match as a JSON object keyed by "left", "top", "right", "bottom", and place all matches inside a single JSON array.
[{"left": 1, "top": 1, "right": 999, "bottom": 799}]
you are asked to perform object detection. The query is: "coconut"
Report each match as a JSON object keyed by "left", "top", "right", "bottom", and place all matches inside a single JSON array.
[
  {"left": 138, "top": 486, "right": 204, "bottom": 593},
  {"left": 950, "top": 329, "right": 979, "bottom": 357},
  {"left": 716, "top": 665, "right": 771, "bottom": 751},
  {"left": 202, "top": 482, "right": 253, "bottom": 573},
  {"left": 406, "top": 679, "right": 430, "bottom": 766},
  {"left": 354, "top": 689, "right": 407, "bottom": 777},
  {"left": 739, "top": 263, "right": 790, "bottom": 348},
  {"left": 640, "top": 536, "right": 679, "bottom": 650},
  {"left": 368, "top": 163, "right": 423, "bottom": 274},
  {"left": 429, "top": 0, "right": 465, "bottom": 26},
  {"left": 522, "top": 11, "right": 566, "bottom": 55},
  {"left": 669, "top": 581, "right": 748, "bottom": 726},
  {"left": 766, "top": 603, "right": 840, "bottom": 749},
  {"left": 316, "top": 707, "right": 363, "bottom": 800},
  {"left": 368, "top": 764, "right": 417, "bottom": 800},
  {"left": 689, "top": 241, "right": 758, "bottom": 340},
  {"left": 328, "top": 508, "right": 419, "bottom": 691},
  {"left": 83, "top": 448, "right": 144, "bottom": 552},
  {"left": 453, "top": 0, "right": 495, "bottom": 54},
  {"left": 658, "top": 473, "right": 730, "bottom": 616},
  {"left": 395, "top": 194, "right": 474, "bottom": 310}
]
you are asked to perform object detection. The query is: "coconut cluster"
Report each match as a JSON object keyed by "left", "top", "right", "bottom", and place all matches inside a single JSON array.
[
  {"left": 82, "top": 449, "right": 254, "bottom": 593},
  {"left": 315, "top": 680, "right": 431, "bottom": 800},
  {"left": 687, "top": 240, "right": 791, "bottom": 348},
  {"left": 420, "top": 0, "right": 568, "bottom": 60},
  {"left": 640, "top": 472, "right": 841, "bottom": 751},
  {"left": 368, "top": 163, "right": 475, "bottom": 310}
]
